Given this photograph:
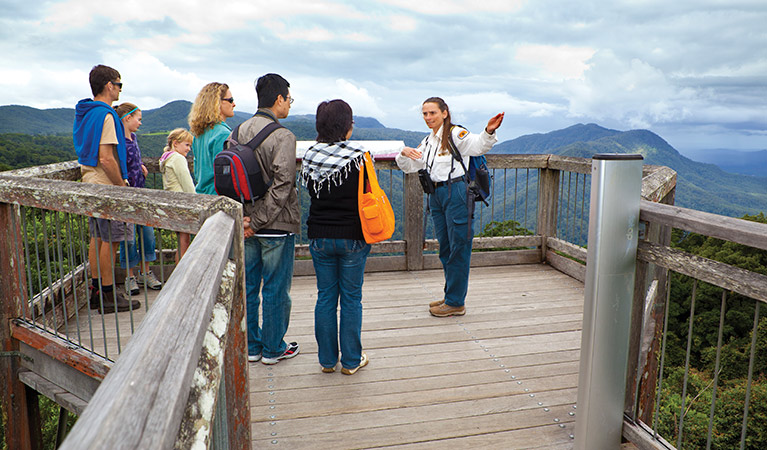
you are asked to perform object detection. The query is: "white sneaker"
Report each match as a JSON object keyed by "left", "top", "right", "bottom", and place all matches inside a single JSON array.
[
  {"left": 261, "top": 342, "right": 299, "bottom": 365},
  {"left": 125, "top": 276, "right": 139, "bottom": 296},
  {"left": 139, "top": 270, "right": 162, "bottom": 290}
]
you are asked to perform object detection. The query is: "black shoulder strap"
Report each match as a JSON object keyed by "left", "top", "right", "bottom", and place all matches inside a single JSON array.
[
  {"left": 243, "top": 122, "right": 283, "bottom": 150},
  {"left": 447, "top": 125, "right": 469, "bottom": 174}
]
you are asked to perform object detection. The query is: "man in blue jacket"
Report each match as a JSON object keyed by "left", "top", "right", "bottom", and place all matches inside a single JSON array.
[{"left": 74, "top": 64, "right": 139, "bottom": 314}]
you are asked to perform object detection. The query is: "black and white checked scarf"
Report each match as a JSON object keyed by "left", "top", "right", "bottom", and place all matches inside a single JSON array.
[{"left": 300, "top": 141, "right": 367, "bottom": 196}]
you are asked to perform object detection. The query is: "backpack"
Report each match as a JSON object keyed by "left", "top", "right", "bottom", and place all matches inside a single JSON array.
[
  {"left": 447, "top": 126, "right": 492, "bottom": 205},
  {"left": 214, "top": 121, "right": 283, "bottom": 203}
]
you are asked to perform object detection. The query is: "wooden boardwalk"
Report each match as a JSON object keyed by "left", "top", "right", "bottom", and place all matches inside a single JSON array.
[
  {"left": 63, "top": 263, "right": 584, "bottom": 449},
  {"left": 250, "top": 264, "right": 584, "bottom": 449}
]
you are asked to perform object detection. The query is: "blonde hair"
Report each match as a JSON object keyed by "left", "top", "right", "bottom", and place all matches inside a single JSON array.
[
  {"left": 164, "top": 128, "right": 194, "bottom": 153},
  {"left": 188, "top": 82, "right": 229, "bottom": 136}
]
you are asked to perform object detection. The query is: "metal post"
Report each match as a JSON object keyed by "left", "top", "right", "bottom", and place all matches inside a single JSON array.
[{"left": 575, "top": 154, "right": 643, "bottom": 450}]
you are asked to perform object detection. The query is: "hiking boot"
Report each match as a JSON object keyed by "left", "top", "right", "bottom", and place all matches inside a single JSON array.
[
  {"left": 139, "top": 270, "right": 162, "bottom": 290},
  {"left": 89, "top": 286, "right": 101, "bottom": 310},
  {"left": 261, "top": 342, "right": 299, "bottom": 365},
  {"left": 92, "top": 291, "right": 141, "bottom": 314},
  {"left": 125, "top": 276, "right": 140, "bottom": 296},
  {"left": 341, "top": 353, "right": 368, "bottom": 375},
  {"left": 430, "top": 302, "right": 466, "bottom": 317},
  {"left": 429, "top": 298, "right": 445, "bottom": 307}
]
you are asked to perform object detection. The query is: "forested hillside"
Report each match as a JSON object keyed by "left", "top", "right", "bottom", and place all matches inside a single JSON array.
[
  {"left": 0, "top": 133, "right": 75, "bottom": 171},
  {"left": 0, "top": 105, "right": 73, "bottom": 135}
]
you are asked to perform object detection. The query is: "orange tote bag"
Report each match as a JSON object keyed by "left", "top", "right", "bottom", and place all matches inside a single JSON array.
[{"left": 358, "top": 152, "right": 395, "bottom": 243}]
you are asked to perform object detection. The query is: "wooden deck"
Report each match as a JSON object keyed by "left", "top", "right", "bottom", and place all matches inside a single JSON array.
[
  {"left": 63, "top": 263, "right": 584, "bottom": 449},
  {"left": 250, "top": 264, "right": 584, "bottom": 449}
]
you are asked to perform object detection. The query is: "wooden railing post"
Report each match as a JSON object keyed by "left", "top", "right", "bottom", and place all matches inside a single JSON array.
[
  {"left": 403, "top": 172, "right": 424, "bottom": 270},
  {"left": 537, "top": 166, "right": 559, "bottom": 262},
  {"left": 219, "top": 202, "right": 251, "bottom": 449},
  {"left": 627, "top": 187, "right": 676, "bottom": 424},
  {"left": 0, "top": 202, "right": 39, "bottom": 450}
]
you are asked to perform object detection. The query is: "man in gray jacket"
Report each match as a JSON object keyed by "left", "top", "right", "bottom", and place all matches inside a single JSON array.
[{"left": 231, "top": 73, "right": 300, "bottom": 365}]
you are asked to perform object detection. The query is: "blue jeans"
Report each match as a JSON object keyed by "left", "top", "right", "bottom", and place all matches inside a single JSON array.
[
  {"left": 119, "top": 225, "right": 157, "bottom": 269},
  {"left": 430, "top": 180, "right": 473, "bottom": 307},
  {"left": 244, "top": 234, "right": 295, "bottom": 359},
  {"left": 310, "top": 238, "right": 370, "bottom": 370}
]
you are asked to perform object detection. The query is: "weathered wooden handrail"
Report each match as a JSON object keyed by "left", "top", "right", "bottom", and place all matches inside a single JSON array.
[
  {"left": 0, "top": 174, "right": 238, "bottom": 235},
  {"left": 640, "top": 199, "right": 767, "bottom": 251},
  {"left": 59, "top": 211, "right": 235, "bottom": 449}
]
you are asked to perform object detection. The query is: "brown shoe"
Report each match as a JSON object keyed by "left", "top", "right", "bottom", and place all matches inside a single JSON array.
[
  {"left": 429, "top": 298, "right": 445, "bottom": 307},
  {"left": 93, "top": 291, "right": 141, "bottom": 314},
  {"left": 430, "top": 303, "right": 465, "bottom": 317}
]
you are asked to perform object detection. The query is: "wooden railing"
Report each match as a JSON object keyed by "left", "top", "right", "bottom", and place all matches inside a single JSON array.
[
  {"left": 0, "top": 161, "right": 249, "bottom": 449},
  {"left": 5, "top": 152, "right": 764, "bottom": 449},
  {"left": 623, "top": 200, "right": 767, "bottom": 450}
]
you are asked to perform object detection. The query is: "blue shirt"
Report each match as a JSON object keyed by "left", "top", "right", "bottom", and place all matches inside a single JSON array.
[
  {"left": 73, "top": 99, "right": 128, "bottom": 179},
  {"left": 125, "top": 133, "right": 145, "bottom": 188},
  {"left": 193, "top": 122, "right": 232, "bottom": 195}
]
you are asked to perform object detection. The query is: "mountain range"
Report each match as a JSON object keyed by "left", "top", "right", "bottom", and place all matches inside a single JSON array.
[
  {"left": 1, "top": 103, "right": 765, "bottom": 217},
  {"left": 493, "top": 123, "right": 767, "bottom": 216}
]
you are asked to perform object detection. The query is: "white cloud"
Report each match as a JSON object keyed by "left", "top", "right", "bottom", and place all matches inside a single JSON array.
[
  {"left": 515, "top": 44, "right": 596, "bottom": 80},
  {"left": 449, "top": 91, "right": 564, "bottom": 117},
  {"left": 104, "top": 51, "right": 206, "bottom": 109},
  {"left": 264, "top": 22, "right": 336, "bottom": 42},
  {"left": 387, "top": 14, "right": 418, "bottom": 32},
  {"left": 378, "top": 0, "right": 525, "bottom": 14},
  {"left": 565, "top": 51, "right": 696, "bottom": 128},
  {"left": 285, "top": 77, "right": 387, "bottom": 120}
]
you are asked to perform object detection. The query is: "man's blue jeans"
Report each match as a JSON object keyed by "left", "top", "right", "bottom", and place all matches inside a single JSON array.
[
  {"left": 119, "top": 225, "right": 157, "bottom": 269},
  {"left": 430, "top": 180, "right": 473, "bottom": 307},
  {"left": 310, "top": 238, "right": 370, "bottom": 370},
  {"left": 244, "top": 234, "right": 295, "bottom": 359}
]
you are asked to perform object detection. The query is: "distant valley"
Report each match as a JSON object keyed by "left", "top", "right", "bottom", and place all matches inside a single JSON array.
[{"left": 679, "top": 148, "right": 766, "bottom": 177}]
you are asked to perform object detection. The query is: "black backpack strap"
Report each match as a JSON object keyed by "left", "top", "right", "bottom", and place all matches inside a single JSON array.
[
  {"left": 243, "top": 122, "right": 283, "bottom": 150},
  {"left": 225, "top": 123, "right": 243, "bottom": 149},
  {"left": 447, "top": 125, "right": 469, "bottom": 176}
]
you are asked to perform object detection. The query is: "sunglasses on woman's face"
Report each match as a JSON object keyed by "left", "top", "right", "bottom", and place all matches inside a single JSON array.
[{"left": 222, "top": 97, "right": 234, "bottom": 103}]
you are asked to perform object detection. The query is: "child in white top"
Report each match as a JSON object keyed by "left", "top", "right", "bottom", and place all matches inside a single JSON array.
[{"left": 159, "top": 128, "right": 195, "bottom": 260}]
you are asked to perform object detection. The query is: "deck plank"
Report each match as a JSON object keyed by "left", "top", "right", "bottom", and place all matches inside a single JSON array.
[{"left": 249, "top": 264, "right": 583, "bottom": 449}]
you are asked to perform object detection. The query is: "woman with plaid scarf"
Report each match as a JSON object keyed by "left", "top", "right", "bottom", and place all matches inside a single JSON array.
[{"left": 300, "top": 99, "right": 371, "bottom": 376}]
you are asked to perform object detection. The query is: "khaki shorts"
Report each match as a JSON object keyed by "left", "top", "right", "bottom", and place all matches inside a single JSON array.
[{"left": 88, "top": 217, "right": 134, "bottom": 243}]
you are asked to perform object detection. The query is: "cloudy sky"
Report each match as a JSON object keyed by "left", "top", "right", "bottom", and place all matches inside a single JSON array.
[{"left": 1, "top": 0, "right": 766, "bottom": 152}]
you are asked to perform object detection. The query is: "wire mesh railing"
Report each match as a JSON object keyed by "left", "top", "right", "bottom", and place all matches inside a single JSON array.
[{"left": 630, "top": 202, "right": 767, "bottom": 450}]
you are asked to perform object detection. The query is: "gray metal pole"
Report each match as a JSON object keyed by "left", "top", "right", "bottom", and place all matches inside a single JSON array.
[{"left": 575, "top": 153, "right": 643, "bottom": 450}]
